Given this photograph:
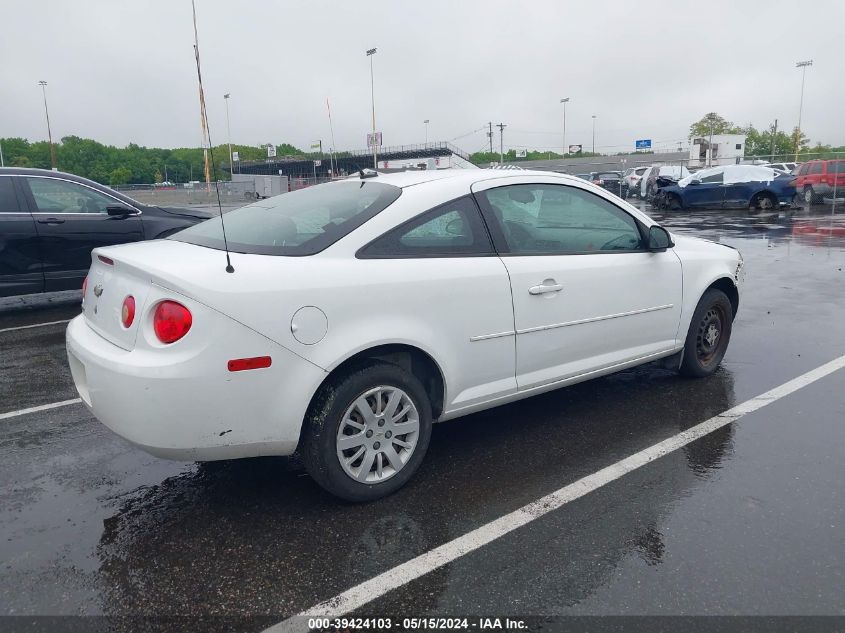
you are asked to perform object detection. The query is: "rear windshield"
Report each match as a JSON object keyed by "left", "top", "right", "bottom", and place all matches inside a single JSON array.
[
  {"left": 170, "top": 180, "right": 402, "bottom": 256},
  {"left": 595, "top": 172, "right": 621, "bottom": 179}
]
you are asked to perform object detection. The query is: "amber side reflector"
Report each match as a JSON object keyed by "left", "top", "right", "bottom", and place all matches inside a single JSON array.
[
  {"left": 227, "top": 356, "right": 272, "bottom": 372},
  {"left": 98, "top": 255, "right": 114, "bottom": 265}
]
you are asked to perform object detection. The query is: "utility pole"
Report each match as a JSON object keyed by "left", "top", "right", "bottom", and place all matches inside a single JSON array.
[
  {"left": 224, "top": 93, "right": 233, "bottom": 179},
  {"left": 795, "top": 60, "right": 813, "bottom": 162},
  {"left": 591, "top": 115, "right": 596, "bottom": 154},
  {"left": 496, "top": 123, "right": 506, "bottom": 164},
  {"left": 38, "top": 81, "right": 57, "bottom": 170},
  {"left": 366, "top": 48, "right": 378, "bottom": 169},
  {"left": 487, "top": 122, "right": 493, "bottom": 154},
  {"left": 770, "top": 119, "right": 778, "bottom": 161},
  {"left": 424, "top": 119, "right": 430, "bottom": 144},
  {"left": 560, "top": 97, "right": 569, "bottom": 156}
]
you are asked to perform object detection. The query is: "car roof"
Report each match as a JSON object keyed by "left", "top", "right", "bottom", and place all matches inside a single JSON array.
[
  {"left": 350, "top": 168, "right": 585, "bottom": 189},
  {"left": 0, "top": 166, "right": 88, "bottom": 179}
]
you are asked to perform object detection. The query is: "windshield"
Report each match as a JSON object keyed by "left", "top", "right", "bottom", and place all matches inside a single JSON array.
[{"left": 170, "top": 180, "right": 402, "bottom": 256}]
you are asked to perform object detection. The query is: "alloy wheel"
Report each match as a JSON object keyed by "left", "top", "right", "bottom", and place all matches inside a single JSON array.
[{"left": 336, "top": 386, "right": 420, "bottom": 484}]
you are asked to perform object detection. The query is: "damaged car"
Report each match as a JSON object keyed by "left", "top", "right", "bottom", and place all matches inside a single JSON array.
[{"left": 655, "top": 165, "right": 796, "bottom": 210}]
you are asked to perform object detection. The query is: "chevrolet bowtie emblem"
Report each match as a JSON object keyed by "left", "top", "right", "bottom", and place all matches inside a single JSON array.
[{"left": 93, "top": 284, "right": 104, "bottom": 297}]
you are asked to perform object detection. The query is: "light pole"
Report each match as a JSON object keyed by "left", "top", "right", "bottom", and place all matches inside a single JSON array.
[
  {"left": 795, "top": 60, "right": 813, "bottom": 162},
  {"left": 366, "top": 47, "right": 378, "bottom": 169},
  {"left": 224, "top": 93, "right": 233, "bottom": 178},
  {"left": 560, "top": 97, "right": 569, "bottom": 156},
  {"left": 424, "top": 119, "right": 430, "bottom": 144},
  {"left": 38, "top": 81, "right": 57, "bottom": 170},
  {"left": 591, "top": 115, "right": 596, "bottom": 154},
  {"left": 0, "top": 139, "right": 4, "bottom": 167}
]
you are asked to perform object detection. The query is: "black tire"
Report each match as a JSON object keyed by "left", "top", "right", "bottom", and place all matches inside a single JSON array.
[
  {"left": 301, "top": 361, "right": 432, "bottom": 502},
  {"left": 668, "top": 193, "right": 682, "bottom": 211},
  {"left": 679, "top": 288, "right": 734, "bottom": 378},
  {"left": 804, "top": 186, "right": 820, "bottom": 205},
  {"left": 751, "top": 192, "right": 777, "bottom": 211}
]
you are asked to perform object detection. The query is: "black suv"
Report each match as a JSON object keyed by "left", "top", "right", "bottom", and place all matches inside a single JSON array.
[{"left": 0, "top": 168, "right": 214, "bottom": 297}]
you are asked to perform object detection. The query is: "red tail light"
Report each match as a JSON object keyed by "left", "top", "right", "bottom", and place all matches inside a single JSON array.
[
  {"left": 592, "top": 179, "right": 602, "bottom": 185},
  {"left": 121, "top": 296, "right": 136, "bottom": 328},
  {"left": 153, "top": 301, "right": 192, "bottom": 344}
]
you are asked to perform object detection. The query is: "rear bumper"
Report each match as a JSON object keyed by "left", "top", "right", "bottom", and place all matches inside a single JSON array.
[{"left": 66, "top": 314, "right": 326, "bottom": 461}]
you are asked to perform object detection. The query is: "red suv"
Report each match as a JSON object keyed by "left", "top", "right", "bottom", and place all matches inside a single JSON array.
[{"left": 793, "top": 159, "right": 845, "bottom": 204}]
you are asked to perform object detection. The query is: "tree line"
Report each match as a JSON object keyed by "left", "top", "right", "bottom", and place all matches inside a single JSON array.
[
  {"left": 0, "top": 136, "right": 306, "bottom": 185},
  {"left": 470, "top": 113, "right": 842, "bottom": 165}
]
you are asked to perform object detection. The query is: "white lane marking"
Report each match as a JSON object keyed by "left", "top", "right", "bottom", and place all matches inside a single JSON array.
[
  {"left": 266, "top": 354, "right": 845, "bottom": 632},
  {"left": 0, "top": 319, "right": 71, "bottom": 334},
  {"left": 0, "top": 398, "right": 82, "bottom": 421}
]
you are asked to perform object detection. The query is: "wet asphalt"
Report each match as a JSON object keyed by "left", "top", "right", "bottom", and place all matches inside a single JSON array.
[{"left": 1, "top": 201, "right": 844, "bottom": 626}]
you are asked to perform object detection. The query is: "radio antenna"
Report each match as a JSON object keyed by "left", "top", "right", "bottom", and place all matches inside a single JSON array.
[{"left": 191, "top": 0, "right": 234, "bottom": 273}]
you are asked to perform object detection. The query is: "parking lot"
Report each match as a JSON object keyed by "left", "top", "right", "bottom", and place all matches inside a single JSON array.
[{"left": 1, "top": 202, "right": 844, "bottom": 630}]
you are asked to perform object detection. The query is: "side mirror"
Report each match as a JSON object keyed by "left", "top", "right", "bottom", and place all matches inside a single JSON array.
[
  {"left": 107, "top": 205, "right": 138, "bottom": 217},
  {"left": 648, "top": 225, "right": 673, "bottom": 251}
]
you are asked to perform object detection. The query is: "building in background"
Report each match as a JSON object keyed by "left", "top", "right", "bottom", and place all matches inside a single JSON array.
[{"left": 690, "top": 134, "right": 747, "bottom": 168}]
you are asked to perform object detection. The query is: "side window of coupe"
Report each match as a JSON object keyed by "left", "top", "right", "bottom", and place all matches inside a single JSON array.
[
  {"left": 480, "top": 184, "right": 643, "bottom": 255},
  {"left": 25, "top": 177, "right": 116, "bottom": 214},
  {"left": 358, "top": 196, "right": 493, "bottom": 258}
]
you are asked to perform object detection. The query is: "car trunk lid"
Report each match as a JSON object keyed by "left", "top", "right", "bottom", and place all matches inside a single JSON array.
[{"left": 83, "top": 253, "right": 153, "bottom": 351}]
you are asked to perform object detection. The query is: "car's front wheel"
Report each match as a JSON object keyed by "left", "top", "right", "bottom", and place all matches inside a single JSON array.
[
  {"left": 301, "top": 362, "right": 432, "bottom": 501},
  {"left": 679, "top": 288, "right": 734, "bottom": 378}
]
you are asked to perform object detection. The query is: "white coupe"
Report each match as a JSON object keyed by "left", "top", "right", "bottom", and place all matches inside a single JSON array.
[{"left": 66, "top": 169, "right": 743, "bottom": 501}]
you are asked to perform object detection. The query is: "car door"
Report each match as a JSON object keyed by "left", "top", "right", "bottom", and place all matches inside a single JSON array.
[
  {"left": 722, "top": 176, "right": 760, "bottom": 208},
  {"left": 0, "top": 175, "right": 44, "bottom": 297},
  {"left": 21, "top": 175, "right": 144, "bottom": 291},
  {"left": 473, "top": 178, "right": 683, "bottom": 392},
  {"left": 683, "top": 170, "right": 725, "bottom": 208},
  {"left": 357, "top": 195, "right": 516, "bottom": 410}
]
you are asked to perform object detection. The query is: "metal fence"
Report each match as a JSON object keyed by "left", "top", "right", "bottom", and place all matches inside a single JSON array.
[{"left": 113, "top": 176, "right": 337, "bottom": 208}]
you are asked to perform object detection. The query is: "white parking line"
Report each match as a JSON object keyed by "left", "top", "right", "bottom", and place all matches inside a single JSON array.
[
  {"left": 265, "top": 354, "right": 845, "bottom": 633},
  {"left": 0, "top": 319, "right": 71, "bottom": 334},
  {"left": 0, "top": 398, "right": 82, "bottom": 421}
]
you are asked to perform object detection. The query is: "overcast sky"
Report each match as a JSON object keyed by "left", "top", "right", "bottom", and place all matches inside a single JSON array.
[{"left": 2, "top": 0, "right": 843, "bottom": 156}]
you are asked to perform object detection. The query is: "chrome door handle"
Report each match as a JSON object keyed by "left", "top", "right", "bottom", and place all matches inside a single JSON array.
[
  {"left": 37, "top": 217, "right": 65, "bottom": 225},
  {"left": 528, "top": 283, "right": 563, "bottom": 295}
]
